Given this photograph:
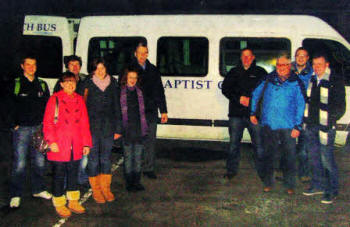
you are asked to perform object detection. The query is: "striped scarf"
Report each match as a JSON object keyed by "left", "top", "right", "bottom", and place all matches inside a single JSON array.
[
  {"left": 304, "top": 67, "right": 331, "bottom": 145},
  {"left": 120, "top": 85, "right": 148, "bottom": 137}
]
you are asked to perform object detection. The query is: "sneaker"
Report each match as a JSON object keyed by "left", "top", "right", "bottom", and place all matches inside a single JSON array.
[
  {"left": 302, "top": 188, "right": 324, "bottom": 196},
  {"left": 321, "top": 193, "right": 335, "bottom": 204},
  {"left": 33, "top": 191, "right": 52, "bottom": 200},
  {"left": 9, "top": 197, "right": 21, "bottom": 208}
]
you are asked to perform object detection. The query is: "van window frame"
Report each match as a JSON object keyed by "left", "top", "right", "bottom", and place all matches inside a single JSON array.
[
  {"left": 157, "top": 36, "right": 209, "bottom": 77},
  {"left": 219, "top": 37, "right": 291, "bottom": 77}
]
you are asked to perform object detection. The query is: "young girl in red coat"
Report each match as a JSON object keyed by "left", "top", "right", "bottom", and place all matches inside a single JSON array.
[
  {"left": 43, "top": 72, "right": 92, "bottom": 218},
  {"left": 120, "top": 67, "right": 148, "bottom": 192}
]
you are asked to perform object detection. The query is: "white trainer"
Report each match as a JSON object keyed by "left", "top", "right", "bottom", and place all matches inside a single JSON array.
[
  {"left": 33, "top": 191, "right": 52, "bottom": 200},
  {"left": 10, "top": 197, "right": 21, "bottom": 208}
]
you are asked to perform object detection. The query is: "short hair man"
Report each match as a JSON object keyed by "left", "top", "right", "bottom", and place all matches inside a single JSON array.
[
  {"left": 292, "top": 47, "right": 313, "bottom": 183},
  {"left": 250, "top": 53, "right": 305, "bottom": 195},
  {"left": 221, "top": 48, "right": 267, "bottom": 179},
  {"left": 131, "top": 41, "right": 168, "bottom": 179},
  {"left": 53, "top": 55, "right": 87, "bottom": 93},
  {"left": 9, "top": 55, "right": 52, "bottom": 208},
  {"left": 302, "top": 53, "right": 345, "bottom": 204}
]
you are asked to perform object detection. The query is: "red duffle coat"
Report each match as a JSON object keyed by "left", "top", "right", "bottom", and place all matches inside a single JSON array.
[{"left": 43, "top": 90, "right": 92, "bottom": 162}]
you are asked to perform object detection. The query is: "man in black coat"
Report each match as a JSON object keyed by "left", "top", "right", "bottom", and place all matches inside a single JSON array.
[
  {"left": 221, "top": 48, "right": 267, "bottom": 179},
  {"left": 131, "top": 42, "right": 168, "bottom": 179}
]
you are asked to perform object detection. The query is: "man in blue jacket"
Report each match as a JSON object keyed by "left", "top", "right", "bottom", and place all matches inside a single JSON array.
[{"left": 250, "top": 53, "right": 305, "bottom": 195}]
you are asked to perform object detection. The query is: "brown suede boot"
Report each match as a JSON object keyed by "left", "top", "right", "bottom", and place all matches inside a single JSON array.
[
  {"left": 99, "top": 174, "right": 115, "bottom": 202},
  {"left": 89, "top": 176, "right": 106, "bottom": 203},
  {"left": 67, "top": 191, "right": 85, "bottom": 214},
  {"left": 52, "top": 196, "right": 71, "bottom": 218}
]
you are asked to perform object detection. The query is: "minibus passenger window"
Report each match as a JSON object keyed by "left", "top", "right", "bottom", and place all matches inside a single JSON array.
[
  {"left": 157, "top": 37, "right": 208, "bottom": 76},
  {"left": 18, "top": 35, "right": 62, "bottom": 78},
  {"left": 88, "top": 37, "right": 146, "bottom": 75},
  {"left": 220, "top": 38, "right": 291, "bottom": 76},
  {"left": 303, "top": 38, "right": 350, "bottom": 85}
]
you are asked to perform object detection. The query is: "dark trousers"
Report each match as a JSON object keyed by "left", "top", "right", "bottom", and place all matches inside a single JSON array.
[
  {"left": 260, "top": 126, "right": 296, "bottom": 189},
  {"left": 10, "top": 126, "right": 47, "bottom": 197},
  {"left": 51, "top": 160, "right": 79, "bottom": 197},
  {"left": 305, "top": 125, "right": 338, "bottom": 195},
  {"left": 143, "top": 121, "right": 157, "bottom": 172},
  {"left": 88, "top": 135, "right": 114, "bottom": 177},
  {"left": 123, "top": 143, "right": 143, "bottom": 174},
  {"left": 226, "top": 117, "right": 263, "bottom": 174}
]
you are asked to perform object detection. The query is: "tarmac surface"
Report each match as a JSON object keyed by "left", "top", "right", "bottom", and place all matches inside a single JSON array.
[{"left": 0, "top": 139, "right": 349, "bottom": 226}]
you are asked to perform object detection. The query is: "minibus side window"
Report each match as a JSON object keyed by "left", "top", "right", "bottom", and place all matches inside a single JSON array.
[
  {"left": 88, "top": 37, "right": 146, "bottom": 75},
  {"left": 302, "top": 39, "right": 350, "bottom": 85},
  {"left": 157, "top": 37, "right": 208, "bottom": 76},
  {"left": 17, "top": 35, "right": 62, "bottom": 78},
  {"left": 220, "top": 38, "right": 291, "bottom": 76}
]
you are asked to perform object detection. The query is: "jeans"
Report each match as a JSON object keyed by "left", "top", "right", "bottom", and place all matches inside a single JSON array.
[
  {"left": 305, "top": 125, "right": 338, "bottom": 195},
  {"left": 123, "top": 143, "right": 143, "bottom": 174},
  {"left": 77, "top": 155, "right": 89, "bottom": 185},
  {"left": 87, "top": 135, "right": 114, "bottom": 177},
  {"left": 226, "top": 117, "right": 263, "bottom": 174},
  {"left": 143, "top": 121, "right": 157, "bottom": 172},
  {"left": 51, "top": 160, "right": 79, "bottom": 197},
  {"left": 260, "top": 126, "right": 296, "bottom": 189},
  {"left": 10, "top": 126, "right": 47, "bottom": 197},
  {"left": 296, "top": 130, "right": 310, "bottom": 178}
]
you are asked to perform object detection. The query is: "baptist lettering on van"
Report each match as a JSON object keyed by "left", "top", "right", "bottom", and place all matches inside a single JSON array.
[
  {"left": 163, "top": 79, "right": 224, "bottom": 89},
  {"left": 23, "top": 23, "right": 56, "bottom": 32}
]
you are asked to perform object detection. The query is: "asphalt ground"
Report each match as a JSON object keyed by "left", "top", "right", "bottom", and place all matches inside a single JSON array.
[{"left": 0, "top": 138, "right": 349, "bottom": 226}]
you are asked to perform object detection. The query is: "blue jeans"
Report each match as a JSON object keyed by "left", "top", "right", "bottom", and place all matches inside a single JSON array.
[
  {"left": 296, "top": 130, "right": 310, "bottom": 178},
  {"left": 260, "top": 126, "right": 296, "bottom": 189},
  {"left": 305, "top": 125, "right": 338, "bottom": 195},
  {"left": 78, "top": 155, "right": 89, "bottom": 185},
  {"left": 123, "top": 143, "right": 143, "bottom": 174},
  {"left": 87, "top": 135, "right": 114, "bottom": 177},
  {"left": 10, "top": 126, "right": 47, "bottom": 197},
  {"left": 51, "top": 160, "right": 79, "bottom": 197},
  {"left": 226, "top": 117, "right": 263, "bottom": 174},
  {"left": 143, "top": 121, "right": 157, "bottom": 172}
]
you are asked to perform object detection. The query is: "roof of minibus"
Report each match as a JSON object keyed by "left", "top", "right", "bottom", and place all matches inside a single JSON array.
[{"left": 77, "top": 15, "right": 348, "bottom": 44}]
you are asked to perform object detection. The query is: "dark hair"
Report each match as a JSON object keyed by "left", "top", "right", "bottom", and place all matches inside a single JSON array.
[
  {"left": 64, "top": 55, "right": 82, "bottom": 68},
  {"left": 59, "top": 71, "right": 76, "bottom": 83},
  {"left": 240, "top": 48, "right": 254, "bottom": 56},
  {"left": 276, "top": 51, "right": 291, "bottom": 61},
  {"left": 90, "top": 58, "right": 107, "bottom": 73},
  {"left": 120, "top": 66, "right": 140, "bottom": 87},
  {"left": 295, "top": 47, "right": 309, "bottom": 56},
  {"left": 21, "top": 54, "right": 36, "bottom": 64},
  {"left": 134, "top": 38, "right": 148, "bottom": 52},
  {"left": 312, "top": 52, "right": 329, "bottom": 62}
]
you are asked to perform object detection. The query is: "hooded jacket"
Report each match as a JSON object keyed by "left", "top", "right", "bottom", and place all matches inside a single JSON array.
[
  {"left": 221, "top": 61, "right": 267, "bottom": 118},
  {"left": 251, "top": 71, "right": 305, "bottom": 131}
]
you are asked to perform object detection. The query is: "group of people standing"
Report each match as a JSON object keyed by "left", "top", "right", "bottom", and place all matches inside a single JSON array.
[
  {"left": 6, "top": 40, "right": 345, "bottom": 218},
  {"left": 8, "top": 41, "right": 168, "bottom": 218},
  {"left": 222, "top": 47, "right": 345, "bottom": 204}
]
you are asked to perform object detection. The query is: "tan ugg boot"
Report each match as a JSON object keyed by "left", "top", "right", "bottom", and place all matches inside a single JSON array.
[
  {"left": 52, "top": 196, "right": 71, "bottom": 218},
  {"left": 99, "top": 174, "right": 115, "bottom": 202},
  {"left": 89, "top": 176, "right": 106, "bottom": 203},
  {"left": 67, "top": 191, "right": 85, "bottom": 214}
]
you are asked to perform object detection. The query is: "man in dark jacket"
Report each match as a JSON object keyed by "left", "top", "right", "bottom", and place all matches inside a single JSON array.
[
  {"left": 9, "top": 55, "right": 52, "bottom": 208},
  {"left": 131, "top": 42, "right": 168, "bottom": 179},
  {"left": 221, "top": 48, "right": 267, "bottom": 179},
  {"left": 302, "top": 53, "right": 345, "bottom": 204}
]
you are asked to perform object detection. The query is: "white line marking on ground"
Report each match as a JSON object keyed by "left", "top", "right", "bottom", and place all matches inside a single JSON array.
[{"left": 52, "top": 157, "right": 124, "bottom": 227}]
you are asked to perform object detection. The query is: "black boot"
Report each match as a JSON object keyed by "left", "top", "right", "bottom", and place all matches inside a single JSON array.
[
  {"left": 133, "top": 172, "right": 145, "bottom": 191},
  {"left": 125, "top": 174, "right": 137, "bottom": 192}
]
